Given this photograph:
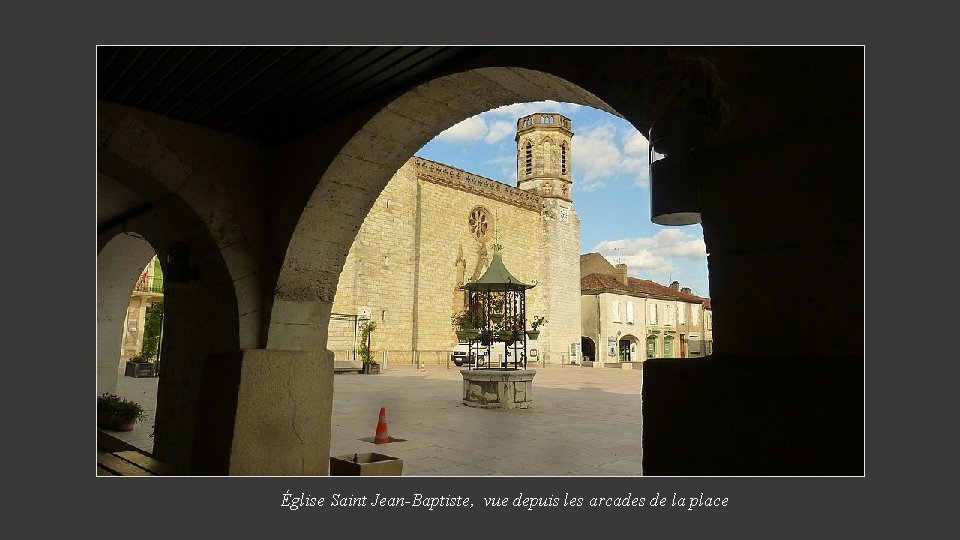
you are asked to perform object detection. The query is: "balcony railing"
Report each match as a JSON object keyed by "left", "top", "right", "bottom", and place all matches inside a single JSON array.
[{"left": 134, "top": 275, "right": 164, "bottom": 294}]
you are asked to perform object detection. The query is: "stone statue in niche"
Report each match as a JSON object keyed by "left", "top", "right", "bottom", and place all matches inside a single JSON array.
[
  {"left": 453, "top": 246, "right": 467, "bottom": 314},
  {"left": 472, "top": 242, "right": 489, "bottom": 281}
]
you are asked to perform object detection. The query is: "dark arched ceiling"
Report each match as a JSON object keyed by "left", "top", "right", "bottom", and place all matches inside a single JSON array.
[{"left": 97, "top": 46, "right": 488, "bottom": 145}]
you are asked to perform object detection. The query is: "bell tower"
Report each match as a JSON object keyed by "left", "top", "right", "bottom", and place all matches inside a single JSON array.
[
  {"left": 516, "top": 112, "right": 574, "bottom": 201},
  {"left": 515, "top": 112, "right": 581, "bottom": 365}
]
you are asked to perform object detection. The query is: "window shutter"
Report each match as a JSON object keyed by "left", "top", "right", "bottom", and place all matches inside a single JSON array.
[{"left": 626, "top": 301, "right": 634, "bottom": 323}]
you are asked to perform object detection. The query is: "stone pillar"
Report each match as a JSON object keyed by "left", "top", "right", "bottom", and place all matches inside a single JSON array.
[
  {"left": 642, "top": 115, "right": 863, "bottom": 475},
  {"left": 699, "top": 119, "right": 862, "bottom": 357},
  {"left": 97, "top": 234, "right": 155, "bottom": 395},
  {"left": 190, "top": 349, "right": 334, "bottom": 475}
]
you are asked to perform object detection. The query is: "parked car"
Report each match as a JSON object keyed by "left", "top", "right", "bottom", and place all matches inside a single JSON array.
[
  {"left": 451, "top": 341, "right": 486, "bottom": 367},
  {"left": 451, "top": 340, "right": 538, "bottom": 367}
]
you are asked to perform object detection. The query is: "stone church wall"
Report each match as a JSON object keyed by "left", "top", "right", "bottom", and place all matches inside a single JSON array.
[{"left": 328, "top": 156, "right": 579, "bottom": 365}]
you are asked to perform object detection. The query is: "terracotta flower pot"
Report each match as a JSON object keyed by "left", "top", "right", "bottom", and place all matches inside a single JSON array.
[{"left": 97, "top": 413, "right": 136, "bottom": 432}]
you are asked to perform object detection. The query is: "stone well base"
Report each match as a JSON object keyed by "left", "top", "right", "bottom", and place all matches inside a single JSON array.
[{"left": 460, "top": 369, "right": 537, "bottom": 409}]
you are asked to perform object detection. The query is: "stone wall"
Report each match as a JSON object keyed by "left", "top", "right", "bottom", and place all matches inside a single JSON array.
[{"left": 328, "top": 157, "right": 580, "bottom": 364}]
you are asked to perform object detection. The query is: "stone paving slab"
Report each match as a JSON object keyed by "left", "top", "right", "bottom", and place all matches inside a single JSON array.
[{"left": 110, "top": 363, "right": 644, "bottom": 476}]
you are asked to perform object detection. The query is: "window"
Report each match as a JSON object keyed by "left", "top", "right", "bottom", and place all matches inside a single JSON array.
[
  {"left": 626, "top": 301, "right": 634, "bottom": 324},
  {"left": 648, "top": 303, "right": 657, "bottom": 324},
  {"left": 667, "top": 305, "right": 676, "bottom": 325},
  {"left": 678, "top": 302, "right": 685, "bottom": 325},
  {"left": 561, "top": 143, "right": 567, "bottom": 175},
  {"left": 469, "top": 206, "right": 492, "bottom": 241},
  {"left": 692, "top": 306, "right": 700, "bottom": 327},
  {"left": 705, "top": 311, "right": 711, "bottom": 330},
  {"left": 611, "top": 300, "right": 621, "bottom": 322},
  {"left": 524, "top": 142, "right": 532, "bottom": 176}
]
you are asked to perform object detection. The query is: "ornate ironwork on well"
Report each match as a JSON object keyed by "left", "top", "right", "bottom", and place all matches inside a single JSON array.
[{"left": 457, "top": 243, "right": 535, "bottom": 370}]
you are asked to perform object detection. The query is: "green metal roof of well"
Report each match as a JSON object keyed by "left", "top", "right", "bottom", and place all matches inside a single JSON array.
[{"left": 462, "top": 245, "right": 535, "bottom": 291}]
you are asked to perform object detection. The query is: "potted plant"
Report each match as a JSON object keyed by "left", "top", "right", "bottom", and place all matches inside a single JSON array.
[
  {"left": 527, "top": 316, "right": 547, "bottom": 340},
  {"left": 97, "top": 392, "right": 146, "bottom": 432},
  {"left": 124, "top": 351, "right": 157, "bottom": 378},
  {"left": 478, "top": 329, "right": 495, "bottom": 346},
  {"left": 497, "top": 313, "right": 524, "bottom": 344},
  {"left": 357, "top": 321, "right": 380, "bottom": 374},
  {"left": 452, "top": 308, "right": 484, "bottom": 341}
]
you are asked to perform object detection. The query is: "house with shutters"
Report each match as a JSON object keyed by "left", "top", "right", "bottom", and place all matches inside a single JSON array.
[{"left": 580, "top": 252, "right": 712, "bottom": 365}]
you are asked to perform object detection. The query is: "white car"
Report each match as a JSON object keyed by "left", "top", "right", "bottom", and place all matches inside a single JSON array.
[
  {"left": 451, "top": 340, "right": 538, "bottom": 367},
  {"left": 451, "top": 341, "right": 485, "bottom": 367}
]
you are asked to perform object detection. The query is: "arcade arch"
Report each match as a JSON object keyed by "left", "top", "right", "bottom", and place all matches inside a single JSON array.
[{"left": 97, "top": 47, "right": 863, "bottom": 475}]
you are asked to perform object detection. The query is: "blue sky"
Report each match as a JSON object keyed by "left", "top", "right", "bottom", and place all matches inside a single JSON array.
[{"left": 415, "top": 100, "right": 711, "bottom": 298}]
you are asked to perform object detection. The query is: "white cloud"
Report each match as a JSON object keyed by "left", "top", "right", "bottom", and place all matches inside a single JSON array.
[
  {"left": 623, "top": 129, "right": 651, "bottom": 187},
  {"left": 668, "top": 237, "right": 707, "bottom": 258},
  {"left": 623, "top": 157, "right": 649, "bottom": 187},
  {"left": 569, "top": 122, "right": 655, "bottom": 189},
  {"left": 484, "top": 121, "right": 516, "bottom": 144},
  {"left": 592, "top": 229, "right": 706, "bottom": 279},
  {"left": 577, "top": 180, "right": 606, "bottom": 193},
  {"left": 437, "top": 115, "right": 488, "bottom": 141},
  {"left": 572, "top": 123, "right": 623, "bottom": 181},
  {"left": 623, "top": 129, "right": 649, "bottom": 156}
]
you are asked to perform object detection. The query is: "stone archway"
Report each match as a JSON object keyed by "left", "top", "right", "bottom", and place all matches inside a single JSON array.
[
  {"left": 97, "top": 232, "right": 157, "bottom": 395},
  {"left": 98, "top": 107, "right": 255, "bottom": 473},
  {"left": 267, "top": 67, "right": 621, "bottom": 352},
  {"left": 265, "top": 59, "right": 721, "bottom": 474}
]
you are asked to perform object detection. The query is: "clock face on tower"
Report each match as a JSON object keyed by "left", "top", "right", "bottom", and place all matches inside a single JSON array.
[{"left": 559, "top": 206, "right": 569, "bottom": 223}]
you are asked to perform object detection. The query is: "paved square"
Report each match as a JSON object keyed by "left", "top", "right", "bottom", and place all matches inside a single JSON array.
[{"left": 111, "top": 363, "right": 645, "bottom": 476}]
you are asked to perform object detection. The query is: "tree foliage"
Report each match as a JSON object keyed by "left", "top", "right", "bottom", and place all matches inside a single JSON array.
[
  {"left": 357, "top": 321, "right": 377, "bottom": 364},
  {"left": 141, "top": 302, "right": 164, "bottom": 359}
]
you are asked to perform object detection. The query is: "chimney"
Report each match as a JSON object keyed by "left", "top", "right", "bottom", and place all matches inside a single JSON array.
[
  {"left": 681, "top": 287, "right": 691, "bottom": 294},
  {"left": 615, "top": 264, "right": 628, "bottom": 285},
  {"left": 670, "top": 281, "right": 680, "bottom": 291}
]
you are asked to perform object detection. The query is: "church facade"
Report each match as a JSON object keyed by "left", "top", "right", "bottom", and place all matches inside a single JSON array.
[{"left": 327, "top": 113, "right": 583, "bottom": 366}]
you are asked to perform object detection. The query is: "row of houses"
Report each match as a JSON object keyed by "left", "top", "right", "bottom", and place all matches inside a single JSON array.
[{"left": 580, "top": 252, "right": 712, "bottom": 364}]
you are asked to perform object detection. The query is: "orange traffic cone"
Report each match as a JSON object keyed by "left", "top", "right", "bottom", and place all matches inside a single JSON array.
[{"left": 374, "top": 406, "right": 390, "bottom": 444}]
